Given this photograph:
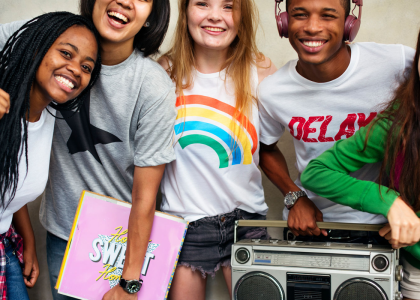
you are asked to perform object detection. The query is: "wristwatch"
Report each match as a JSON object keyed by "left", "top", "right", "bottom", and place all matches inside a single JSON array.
[
  {"left": 119, "top": 278, "right": 143, "bottom": 294},
  {"left": 284, "top": 190, "right": 307, "bottom": 210}
]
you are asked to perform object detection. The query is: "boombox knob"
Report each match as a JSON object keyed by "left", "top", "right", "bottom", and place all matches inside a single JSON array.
[
  {"left": 395, "top": 291, "right": 403, "bottom": 300},
  {"left": 395, "top": 265, "right": 404, "bottom": 282}
]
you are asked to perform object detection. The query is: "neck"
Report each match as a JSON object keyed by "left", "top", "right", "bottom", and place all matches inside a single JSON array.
[
  {"left": 296, "top": 43, "right": 351, "bottom": 83},
  {"left": 28, "top": 87, "right": 49, "bottom": 122},
  {"left": 194, "top": 44, "right": 229, "bottom": 74},
  {"left": 100, "top": 38, "right": 135, "bottom": 66}
]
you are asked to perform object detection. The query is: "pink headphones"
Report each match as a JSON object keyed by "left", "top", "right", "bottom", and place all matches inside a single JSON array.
[{"left": 275, "top": 0, "right": 363, "bottom": 42}]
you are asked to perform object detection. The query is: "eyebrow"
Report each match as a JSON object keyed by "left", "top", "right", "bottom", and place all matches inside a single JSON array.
[
  {"left": 290, "top": 7, "right": 339, "bottom": 14},
  {"left": 59, "top": 42, "right": 96, "bottom": 64}
]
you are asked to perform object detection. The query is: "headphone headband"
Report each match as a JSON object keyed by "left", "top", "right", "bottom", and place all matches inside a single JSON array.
[{"left": 274, "top": 0, "right": 363, "bottom": 42}]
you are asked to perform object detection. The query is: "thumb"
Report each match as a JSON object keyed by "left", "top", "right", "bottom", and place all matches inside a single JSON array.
[{"left": 315, "top": 209, "right": 328, "bottom": 236}]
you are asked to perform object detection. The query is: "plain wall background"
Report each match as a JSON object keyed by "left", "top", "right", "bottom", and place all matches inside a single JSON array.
[{"left": 1, "top": 0, "right": 420, "bottom": 299}]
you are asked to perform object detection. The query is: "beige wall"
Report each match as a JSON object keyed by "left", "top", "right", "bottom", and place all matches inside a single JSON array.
[{"left": 1, "top": 0, "right": 420, "bottom": 299}]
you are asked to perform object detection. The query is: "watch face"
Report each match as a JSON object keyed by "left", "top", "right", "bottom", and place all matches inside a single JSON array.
[
  {"left": 127, "top": 281, "right": 140, "bottom": 293},
  {"left": 284, "top": 194, "right": 293, "bottom": 205}
]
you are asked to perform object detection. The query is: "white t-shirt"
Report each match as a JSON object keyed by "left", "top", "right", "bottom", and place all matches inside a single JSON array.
[
  {"left": 161, "top": 67, "right": 269, "bottom": 222},
  {"left": 258, "top": 42, "right": 415, "bottom": 224},
  {"left": 1, "top": 109, "right": 55, "bottom": 233}
]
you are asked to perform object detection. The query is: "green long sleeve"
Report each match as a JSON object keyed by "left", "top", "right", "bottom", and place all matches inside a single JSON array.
[
  {"left": 301, "top": 117, "right": 398, "bottom": 217},
  {"left": 301, "top": 117, "right": 420, "bottom": 268}
]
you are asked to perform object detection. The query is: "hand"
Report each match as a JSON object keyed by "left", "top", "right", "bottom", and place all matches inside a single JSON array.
[
  {"left": 379, "top": 197, "right": 420, "bottom": 249},
  {"left": 0, "top": 89, "right": 10, "bottom": 120},
  {"left": 102, "top": 285, "right": 137, "bottom": 300},
  {"left": 287, "top": 197, "right": 328, "bottom": 237},
  {"left": 22, "top": 245, "right": 39, "bottom": 288}
]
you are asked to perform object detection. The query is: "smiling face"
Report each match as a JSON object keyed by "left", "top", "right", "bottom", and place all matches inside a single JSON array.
[
  {"left": 92, "top": 0, "right": 153, "bottom": 46},
  {"left": 32, "top": 25, "right": 98, "bottom": 105},
  {"left": 288, "top": 0, "right": 347, "bottom": 66},
  {"left": 187, "top": 0, "right": 238, "bottom": 53}
]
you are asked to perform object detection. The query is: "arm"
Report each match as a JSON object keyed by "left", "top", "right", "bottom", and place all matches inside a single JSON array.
[
  {"left": 103, "top": 165, "right": 165, "bottom": 300},
  {"left": 259, "top": 142, "right": 327, "bottom": 237},
  {"left": 12, "top": 205, "right": 39, "bottom": 288},
  {"left": 301, "top": 117, "right": 420, "bottom": 251}
]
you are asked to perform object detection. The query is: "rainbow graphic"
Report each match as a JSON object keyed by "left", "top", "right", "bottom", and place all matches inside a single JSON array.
[{"left": 175, "top": 95, "right": 257, "bottom": 168}]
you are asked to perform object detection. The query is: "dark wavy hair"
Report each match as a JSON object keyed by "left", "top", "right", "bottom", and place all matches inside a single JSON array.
[
  {"left": 371, "top": 31, "right": 420, "bottom": 211},
  {"left": 80, "top": 0, "right": 170, "bottom": 57},
  {"left": 0, "top": 12, "right": 102, "bottom": 210}
]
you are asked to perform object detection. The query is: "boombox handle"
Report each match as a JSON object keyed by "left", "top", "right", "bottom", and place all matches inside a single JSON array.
[{"left": 233, "top": 220, "right": 385, "bottom": 244}]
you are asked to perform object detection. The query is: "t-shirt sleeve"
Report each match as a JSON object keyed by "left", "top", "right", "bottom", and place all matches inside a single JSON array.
[
  {"left": 301, "top": 117, "right": 399, "bottom": 218},
  {"left": 258, "top": 97, "right": 285, "bottom": 145},
  {"left": 133, "top": 76, "right": 176, "bottom": 167},
  {"left": 401, "top": 44, "right": 415, "bottom": 73},
  {"left": 0, "top": 20, "right": 27, "bottom": 50}
]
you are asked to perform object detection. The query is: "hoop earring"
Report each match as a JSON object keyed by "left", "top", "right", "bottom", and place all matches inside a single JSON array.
[{"left": 144, "top": 22, "right": 150, "bottom": 27}]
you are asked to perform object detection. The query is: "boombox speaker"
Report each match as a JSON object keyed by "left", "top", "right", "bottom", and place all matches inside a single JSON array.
[{"left": 232, "top": 220, "right": 403, "bottom": 300}]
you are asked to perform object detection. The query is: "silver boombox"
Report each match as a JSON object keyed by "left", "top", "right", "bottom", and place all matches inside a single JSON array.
[{"left": 232, "top": 220, "right": 403, "bottom": 300}]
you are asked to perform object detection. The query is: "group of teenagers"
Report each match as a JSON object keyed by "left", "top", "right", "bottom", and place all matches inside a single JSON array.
[{"left": 0, "top": 0, "right": 420, "bottom": 299}]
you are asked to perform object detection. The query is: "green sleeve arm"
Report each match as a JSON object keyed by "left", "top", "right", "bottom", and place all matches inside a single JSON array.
[{"left": 301, "top": 118, "right": 399, "bottom": 218}]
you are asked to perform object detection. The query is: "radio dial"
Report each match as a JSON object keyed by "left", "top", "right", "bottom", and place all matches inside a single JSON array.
[
  {"left": 372, "top": 254, "right": 389, "bottom": 272},
  {"left": 235, "top": 248, "right": 250, "bottom": 264},
  {"left": 395, "top": 265, "right": 403, "bottom": 281}
]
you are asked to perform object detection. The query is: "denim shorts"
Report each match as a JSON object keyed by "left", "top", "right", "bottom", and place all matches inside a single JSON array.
[{"left": 177, "top": 208, "right": 267, "bottom": 278}]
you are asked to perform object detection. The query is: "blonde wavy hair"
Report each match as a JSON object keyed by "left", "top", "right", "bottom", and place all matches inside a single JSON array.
[{"left": 164, "top": 0, "right": 263, "bottom": 122}]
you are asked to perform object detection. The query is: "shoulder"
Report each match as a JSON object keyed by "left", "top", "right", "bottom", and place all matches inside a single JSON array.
[
  {"left": 157, "top": 55, "right": 171, "bottom": 75},
  {"left": 139, "top": 54, "right": 174, "bottom": 89},
  {"left": 355, "top": 42, "right": 414, "bottom": 63},
  {"left": 258, "top": 60, "right": 295, "bottom": 99},
  {"left": 256, "top": 55, "right": 277, "bottom": 84}
]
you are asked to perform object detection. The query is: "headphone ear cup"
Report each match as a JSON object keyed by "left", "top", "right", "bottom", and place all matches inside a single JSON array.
[
  {"left": 280, "top": 12, "right": 289, "bottom": 38},
  {"left": 344, "top": 15, "right": 361, "bottom": 42}
]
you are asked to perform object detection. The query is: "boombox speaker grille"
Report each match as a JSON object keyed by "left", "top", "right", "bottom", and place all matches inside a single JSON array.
[
  {"left": 334, "top": 278, "right": 387, "bottom": 300},
  {"left": 234, "top": 272, "right": 284, "bottom": 300}
]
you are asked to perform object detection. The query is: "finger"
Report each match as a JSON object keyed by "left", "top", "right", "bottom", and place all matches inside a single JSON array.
[
  {"left": 379, "top": 224, "right": 391, "bottom": 237},
  {"left": 321, "top": 229, "right": 328, "bottom": 236},
  {"left": 384, "top": 231, "right": 392, "bottom": 241}
]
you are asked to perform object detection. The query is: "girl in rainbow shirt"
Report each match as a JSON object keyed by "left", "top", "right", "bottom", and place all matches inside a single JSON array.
[{"left": 158, "top": 0, "right": 276, "bottom": 298}]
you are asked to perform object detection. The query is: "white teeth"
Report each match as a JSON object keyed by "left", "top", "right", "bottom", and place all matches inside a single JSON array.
[
  {"left": 55, "top": 76, "right": 74, "bottom": 89},
  {"left": 108, "top": 11, "right": 128, "bottom": 23},
  {"left": 303, "top": 40, "right": 325, "bottom": 47},
  {"left": 203, "top": 27, "right": 225, "bottom": 32}
]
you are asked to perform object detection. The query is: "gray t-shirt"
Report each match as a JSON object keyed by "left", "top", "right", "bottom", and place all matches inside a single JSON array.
[{"left": 0, "top": 21, "right": 177, "bottom": 240}]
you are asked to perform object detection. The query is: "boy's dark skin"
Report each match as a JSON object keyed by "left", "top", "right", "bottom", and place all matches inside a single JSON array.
[{"left": 259, "top": 0, "right": 352, "bottom": 237}]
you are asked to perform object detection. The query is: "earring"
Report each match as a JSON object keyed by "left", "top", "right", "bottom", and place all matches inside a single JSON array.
[{"left": 144, "top": 22, "right": 150, "bottom": 27}]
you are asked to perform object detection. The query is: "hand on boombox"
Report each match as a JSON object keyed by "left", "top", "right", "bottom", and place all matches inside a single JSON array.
[
  {"left": 380, "top": 197, "right": 420, "bottom": 249},
  {"left": 287, "top": 196, "right": 328, "bottom": 237}
]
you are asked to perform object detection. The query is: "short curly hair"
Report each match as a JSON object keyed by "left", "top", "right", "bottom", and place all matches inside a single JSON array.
[{"left": 286, "top": 0, "right": 351, "bottom": 18}]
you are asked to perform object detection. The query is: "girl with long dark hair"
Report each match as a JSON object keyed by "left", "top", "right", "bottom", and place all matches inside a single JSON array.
[
  {"left": 301, "top": 31, "right": 420, "bottom": 300},
  {"left": 158, "top": 0, "right": 277, "bottom": 298},
  {"left": 0, "top": 12, "right": 101, "bottom": 300},
  {"left": 1, "top": 0, "right": 177, "bottom": 299}
]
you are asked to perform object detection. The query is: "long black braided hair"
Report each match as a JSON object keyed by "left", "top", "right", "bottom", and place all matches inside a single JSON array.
[{"left": 0, "top": 12, "right": 101, "bottom": 210}]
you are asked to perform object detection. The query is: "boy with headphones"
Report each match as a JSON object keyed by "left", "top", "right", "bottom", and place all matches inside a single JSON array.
[{"left": 259, "top": 0, "right": 414, "bottom": 239}]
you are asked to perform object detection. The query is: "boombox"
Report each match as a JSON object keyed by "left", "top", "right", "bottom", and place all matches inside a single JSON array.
[{"left": 232, "top": 220, "right": 403, "bottom": 300}]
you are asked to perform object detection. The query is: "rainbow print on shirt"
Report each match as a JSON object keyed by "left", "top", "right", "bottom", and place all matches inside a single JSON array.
[{"left": 175, "top": 95, "right": 258, "bottom": 168}]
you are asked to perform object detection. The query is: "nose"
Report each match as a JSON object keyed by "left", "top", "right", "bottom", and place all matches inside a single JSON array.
[
  {"left": 67, "top": 61, "right": 82, "bottom": 78},
  {"left": 303, "top": 15, "right": 323, "bottom": 35},
  {"left": 208, "top": 6, "right": 222, "bottom": 22},
  {"left": 115, "top": 0, "right": 132, "bottom": 10}
]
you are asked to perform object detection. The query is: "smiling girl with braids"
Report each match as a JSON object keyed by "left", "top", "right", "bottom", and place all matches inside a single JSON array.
[
  {"left": 1, "top": 0, "right": 176, "bottom": 299},
  {"left": 0, "top": 12, "right": 101, "bottom": 300}
]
